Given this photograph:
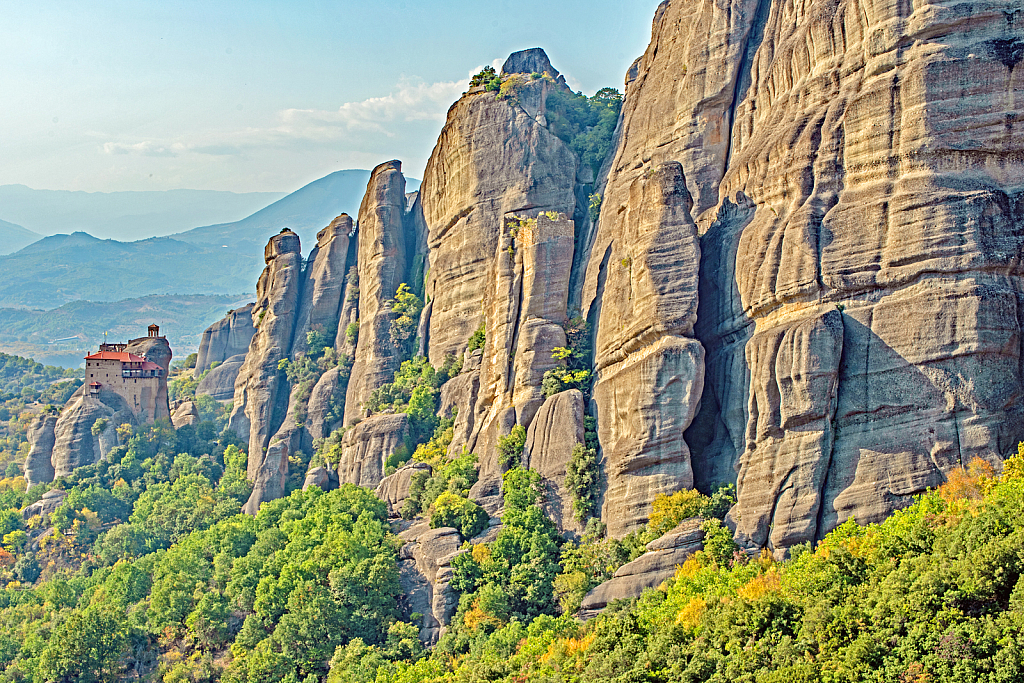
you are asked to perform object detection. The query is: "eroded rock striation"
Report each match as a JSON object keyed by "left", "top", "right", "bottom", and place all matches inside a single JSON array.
[{"left": 195, "top": 303, "right": 256, "bottom": 375}]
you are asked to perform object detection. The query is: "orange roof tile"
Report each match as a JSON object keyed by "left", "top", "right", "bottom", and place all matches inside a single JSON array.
[{"left": 84, "top": 351, "right": 148, "bottom": 363}]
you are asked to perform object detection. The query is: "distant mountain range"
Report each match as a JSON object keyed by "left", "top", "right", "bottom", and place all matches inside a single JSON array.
[
  {"left": 0, "top": 219, "right": 41, "bottom": 256},
  {"left": 0, "top": 184, "right": 284, "bottom": 241},
  {"left": 0, "top": 294, "right": 250, "bottom": 368},
  {"left": 0, "top": 169, "right": 416, "bottom": 310}
]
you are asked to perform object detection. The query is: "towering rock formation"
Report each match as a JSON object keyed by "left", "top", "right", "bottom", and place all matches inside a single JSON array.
[
  {"left": 581, "top": 160, "right": 705, "bottom": 536},
  {"left": 218, "top": 1, "right": 1024, "bottom": 559},
  {"left": 195, "top": 303, "right": 256, "bottom": 374},
  {"left": 419, "top": 53, "right": 578, "bottom": 368},
  {"left": 343, "top": 161, "right": 413, "bottom": 427},
  {"left": 291, "top": 214, "right": 352, "bottom": 358},
  {"left": 229, "top": 229, "right": 303, "bottom": 487},
  {"left": 598, "top": 0, "right": 1024, "bottom": 552},
  {"left": 25, "top": 329, "right": 171, "bottom": 487},
  {"left": 195, "top": 303, "right": 256, "bottom": 401}
]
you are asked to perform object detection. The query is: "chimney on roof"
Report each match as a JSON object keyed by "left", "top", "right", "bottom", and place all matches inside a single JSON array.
[{"left": 149, "top": 324, "right": 159, "bottom": 338}]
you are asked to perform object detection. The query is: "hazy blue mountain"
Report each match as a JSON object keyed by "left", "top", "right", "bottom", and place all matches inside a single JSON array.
[
  {"left": 0, "top": 293, "right": 250, "bottom": 367},
  {"left": 0, "top": 219, "right": 40, "bottom": 255},
  {"left": 0, "top": 184, "right": 285, "bottom": 241},
  {"left": 0, "top": 169, "right": 413, "bottom": 310},
  {"left": 0, "top": 233, "right": 254, "bottom": 309},
  {"left": 173, "top": 168, "right": 419, "bottom": 251}
]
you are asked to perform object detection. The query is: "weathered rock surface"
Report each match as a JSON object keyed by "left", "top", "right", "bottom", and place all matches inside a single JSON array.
[
  {"left": 195, "top": 303, "right": 256, "bottom": 374},
  {"left": 24, "top": 413, "right": 58, "bottom": 489},
  {"left": 651, "top": 0, "right": 1024, "bottom": 551},
  {"left": 524, "top": 389, "right": 586, "bottom": 536},
  {"left": 51, "top": 387, "right": 134, "bottom": 479},
  {"left": 343, "top": 162, "right": 412, "bottom": 426},
  {"left": 304, "top": 366, "right": 344, "bottom": 442},
  {"left": 582, "top": 161, "right": 705, "bottom": 536},
  {"left": 419, "top": 67, "right": 577, "bottom": 368},
  {"left": 196, "top": 353, "right": 246, "bottom": 401},
  {"left": 171, "top": 401, "right": 200, "bottom": 429},
  {"left": 302, "top": 466, "right": 336, "bottom": 492},
  {"left": 468, "top": 212, "right": 576, "bottom": 487},
  {"left": 291, "top": 214, "right": 352, "bottom": 358},
  {"left": 398, "top": 526, "right": 465, "bottom": 643},
  {"left": 22, "top": 489, "right": 67, "bottom": 520},
  {"left": 337, "top": 413, "right": 410, "bottom": 488},
  {"left": 228, "top": 229, "right": 303, "bottom": 481},
  {"left": 580, "top": 518, "right": 704, "bottom": 618},
  {"left": 376, "top": 461, "right": 431, "bottom": 517}
]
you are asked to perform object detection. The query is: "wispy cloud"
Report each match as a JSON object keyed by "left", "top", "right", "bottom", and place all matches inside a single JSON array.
[{"left": 100, "top": 69, "right": 497, "bottom": 157}]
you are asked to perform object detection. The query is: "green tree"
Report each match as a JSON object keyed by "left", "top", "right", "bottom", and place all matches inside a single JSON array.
[
  {"left": 431, "top": 492, "right": 488, "bottom": 540},
  {"left": 36, "top": 607, "right": 129, "bottom": 683}
]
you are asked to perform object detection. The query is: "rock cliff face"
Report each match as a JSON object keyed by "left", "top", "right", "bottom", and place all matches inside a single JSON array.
[
  {"left": 195, "top": 303, "right": 256, "bottom": 375},
  {"left": 228, "top": 229, "right": 304, "bottom": 482},
  {"left": 419, "top": 57, "right": 578, "bottom": 368},
  {"left": 611, "top": 0, "right": 1024, "bottom": 552},
  {"left": 343, "top": 162, "right": 413, "bottom": 427},
  {"left": 24, "top": 413, "right": 58, "bottom": 489},
  {"left": 582, "top": 161, "right": 705, "bottom": 536},
  {"left": 218, "top": 0, "right": 1023, "bottom": 564},
  {"left": 50, "top": 387, "right": 135, "bottom": 479}
]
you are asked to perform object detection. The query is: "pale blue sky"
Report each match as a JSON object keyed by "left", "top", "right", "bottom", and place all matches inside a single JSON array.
[{"left": 2, "top": 1, "right": 659, "bottom": 194}]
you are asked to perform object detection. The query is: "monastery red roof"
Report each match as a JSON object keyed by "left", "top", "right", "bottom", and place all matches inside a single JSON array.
[{"left": 84, "top": 351, "right": 148, "bottom": 363}]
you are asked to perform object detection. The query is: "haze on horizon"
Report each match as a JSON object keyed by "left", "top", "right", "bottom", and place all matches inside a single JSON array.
[{"left": 3, "top": 0, "right": 658, "bottom": 196}]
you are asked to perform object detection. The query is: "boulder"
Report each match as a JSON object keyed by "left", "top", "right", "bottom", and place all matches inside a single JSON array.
[
  {"left": 22, "top": 489, "right": 67, "bottom": 520},
  {"left": 523, "top": 389, "right": 586, "bottom": 537},
  {"left": 375, "top": 462, "right": 431, "bottom": 517},
  {"left": 302, "top": 466, "right": 336, "bottom": 492},
  {"left": 171, "top": 400, "right": 200, "bottom": 429},
  {"left": 580, "top": 518, "right": 704, "bottom": 618},
  {"left": 337, "top": 413, "right": 410, "bottom": 488}
]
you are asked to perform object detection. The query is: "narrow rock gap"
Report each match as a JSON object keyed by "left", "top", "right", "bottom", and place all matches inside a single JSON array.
[{"left": 723, "top": 0, "right": 773, "bottom": 175}]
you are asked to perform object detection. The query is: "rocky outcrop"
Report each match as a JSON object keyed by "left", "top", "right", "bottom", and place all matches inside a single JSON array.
[
  {"left": 523, "top": 389, "right": 586, "bottom": 537},
  {"left": 397, "top": 524, "right": 465, "bottom": 643},
  {"left": 51, "top": 387, "right": 135, "bottom": 479},
  {"left": 228, "top": 229, "right": 303, "bottom": 481},
  {"left": 375, "top": 461, "right": 431, "bottom": 517},
  {"left": 24, "top": 413, "right": 58, "bottom": 489},
  {"left": 171, "top": 401, "right": 200, "bottom": 429},
  {"left": 580, "top": 518, "right": 704, "bottom": 618},
  {"left": 419, "top": 63, "right": 578, "bottom": 368},
  {"left": 343, "top": 162, "right": 413, "bottom": 427},
  {"left": 195, "top": 303, "right": 256, "bottom": 375},
  {"left": 337, "top": 413, "right": 410, "bottom": 487},
  {"left": 22, "top": 489, "right": 67, "bottom": 520},
  {"left": 582, "top": 161, "right": 705, "bottom": 537},
  {"left": 196, "top": 354, "right": 247, "bottom": 401},
  {"left": 607, "top": 0, "right": 1024, "bottom": 552}
]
